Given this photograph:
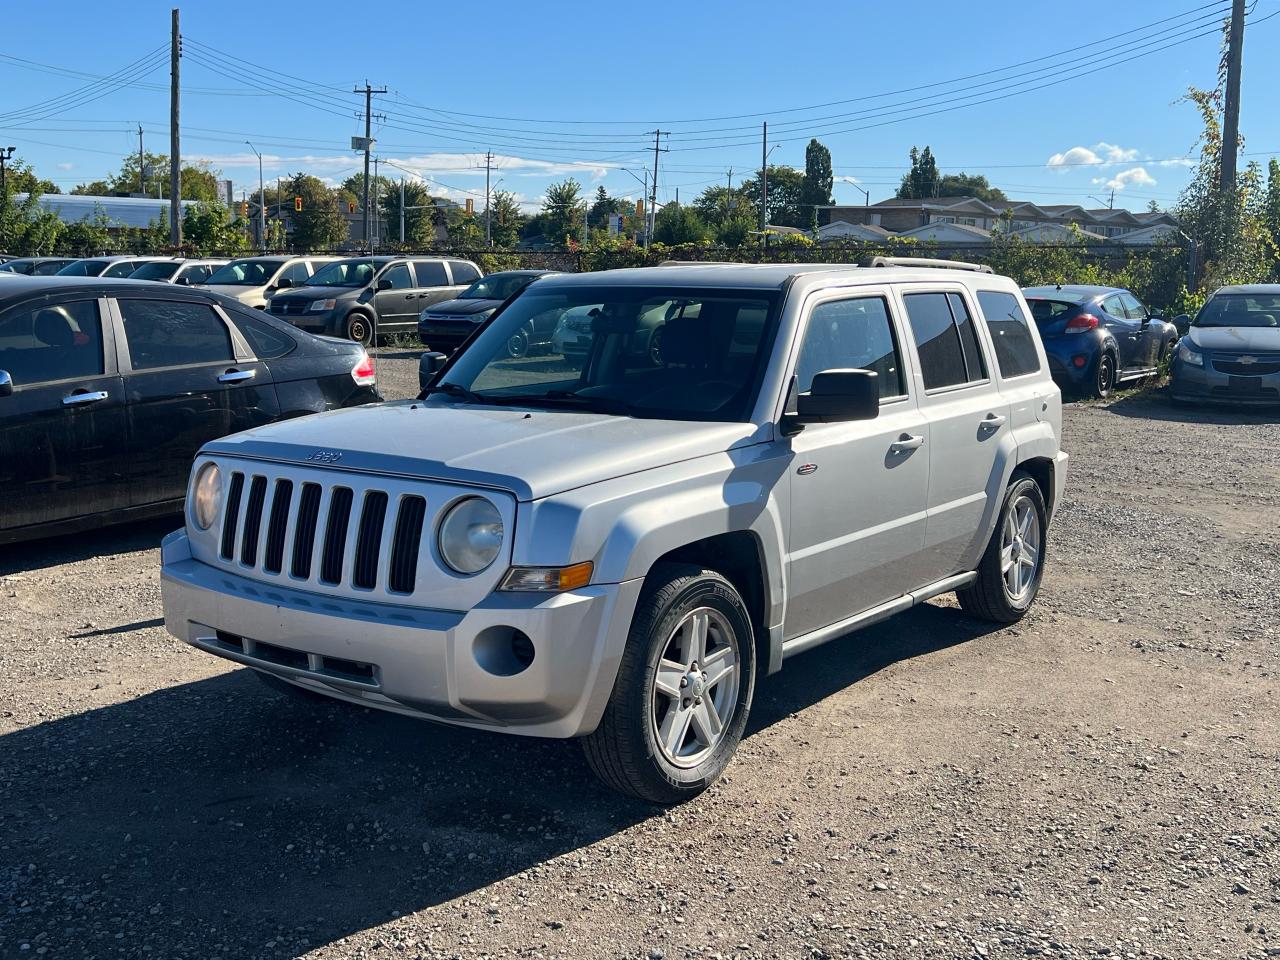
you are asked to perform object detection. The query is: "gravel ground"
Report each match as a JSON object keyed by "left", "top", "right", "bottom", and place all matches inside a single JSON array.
[{"left": 1, "top": 357, "right": 1278, "bottom": 960}]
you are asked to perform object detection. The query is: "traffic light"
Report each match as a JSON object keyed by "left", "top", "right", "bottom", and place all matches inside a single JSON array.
[
  {"left": 294, "top": 196, "right": 303, "bottom": 212},
  {"left": 635, "top": 199, "right": 645, "bottom": 219},
  {"left": 348, "top": 201, "right": 357, "bottom": 214},
  {"left": 465, "top": 198, "right": 474, "bottom": 217},
  {"left": 238, "top": 202, "right": 248, "bottom": 218}
]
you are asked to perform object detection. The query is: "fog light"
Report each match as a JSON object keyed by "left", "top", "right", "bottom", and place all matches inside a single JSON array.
[
  {"left": 499, "top": 561, "right": 593, "bottom": 592},
  {"left": 1072, "top": 355, "right": 1088, "bottom": 368},
  {"left": 473, "top": 626, "right": 535, "bottom": 677}
]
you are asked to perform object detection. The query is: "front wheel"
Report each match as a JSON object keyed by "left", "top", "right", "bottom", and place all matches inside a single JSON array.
[
  {"left": 957, "top": 473, "right": 1048, "bottom": 623},
  {"left": 344, "top": 312, "right": 374, "bottom": 347},
  {"left": 505, "top": 328, "right": 530, "bottom": 359},
  {"left": 583, "top": 564, "right": 755, "bottom": 803}
]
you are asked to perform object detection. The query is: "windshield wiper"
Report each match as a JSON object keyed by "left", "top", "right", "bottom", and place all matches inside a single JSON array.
[{"left": 420, "top": 382, "right": 485, "bottom": 403}]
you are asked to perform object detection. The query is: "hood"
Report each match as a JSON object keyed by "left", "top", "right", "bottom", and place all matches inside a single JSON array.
[
  {"left": 275, "top": 285, "right": 362, "bottom": 301},
  {"left": 201, "top": 400, "right": 763, "bottom": 501},
  {"left": 1189, "top": 325, "right": 1280, "bottom": 352},
  {"left": 201, "top": 284, "right": 266, "bottom": 305},
  {"left": 421, "top": 298, "right": 499, "bottom": 317}
]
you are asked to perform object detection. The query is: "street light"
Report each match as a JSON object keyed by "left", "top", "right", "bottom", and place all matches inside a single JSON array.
[{"left": 245, "top": 141, "right": 265, "bottom": 252}]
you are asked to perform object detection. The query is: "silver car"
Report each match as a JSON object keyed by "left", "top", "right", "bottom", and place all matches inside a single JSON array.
[
  {"left": 1170, "top": 285, "right": 1280, "bottom": 405},
  {"left": 162, "top": 260, "right": 1067, "bottom": 802}
]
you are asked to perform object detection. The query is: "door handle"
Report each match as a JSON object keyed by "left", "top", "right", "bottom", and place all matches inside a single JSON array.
[
  {"left": 62, "top": 390, "right": 109, "bottom": 406},
  {"left": 982, "top": 413, "right": 1007, "bottom": 427},
  {"left": 889, "top": 434, "right": 925, "bottom": 454},
  {"left": 218, "top": 369, "right": 256, "bottom": 384},
  {"left": 404, "top": 294, "right": 416, "bottom": 300}
]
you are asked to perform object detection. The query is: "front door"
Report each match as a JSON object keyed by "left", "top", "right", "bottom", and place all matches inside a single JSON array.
[
  {"left": 114, "top": 296, "right": 280, "bottom": 509},
  {"left": 898, "top": 287, "right": 1010, "bottom": 582},
  {"left": 784, "top": 292, "right": 931, "bottom": 640},
  {"left": 372, "top": 262, "right": 418, "bottom": 334},
  {"left": 0, "top": 297, "right": 128, "bottom": 535},
  {"left": 1100, "top": 292, "right": 1143, "bottom": 369},
  {"left": 1119, "top": 291, "right": 1159, "bottom": 369}
]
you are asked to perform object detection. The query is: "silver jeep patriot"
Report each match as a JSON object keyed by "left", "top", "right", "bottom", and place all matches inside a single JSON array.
[{"left": 162, "top": 259, "right": 1067, "bottom": 803}]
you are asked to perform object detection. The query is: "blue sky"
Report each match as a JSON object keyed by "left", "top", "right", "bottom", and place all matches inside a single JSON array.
[{"left": 2, "top": 0, "right": 1277, "bottom": 215}]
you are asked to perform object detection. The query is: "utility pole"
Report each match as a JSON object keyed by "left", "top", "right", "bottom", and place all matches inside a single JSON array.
[
  {"left": 169, "top": 8, "right": 182, "bottom": 246},
  {"left": 761, "top": 121, "right": 768, "bottom": 250},
  {"left": 245, "top": 141, "right": 265, "bottom": 252},
  {"left": 354, "top": 82, "right": 387, "bottom": 252},
  {"left": 1220, "top": 0, "right": 1246, "bottom": 191},
  {"left": 400, "top": 177, "right": 406, "bottom": 245},
  {"left": 484, "top": 150, "right": 493, "bottom": 247},
  {"left": 0, "top": 146, "right": 14, "bottom": 195},
  {"left": 648, "top": 129, "right": 667, "bottom": 244},
  {"left": 137, "top": 125, "right": 145, "bottom": 196},
  {"left": 372, "top": 156, "right": 381, "bottom": 250}
]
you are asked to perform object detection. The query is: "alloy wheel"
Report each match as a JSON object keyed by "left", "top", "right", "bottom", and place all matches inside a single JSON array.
[
  {"left": 650, "top": 607, "right": 740, "bottom": 768},
  {"left": 1001, "top": 495, "right": 1042, "bottom": 601}
]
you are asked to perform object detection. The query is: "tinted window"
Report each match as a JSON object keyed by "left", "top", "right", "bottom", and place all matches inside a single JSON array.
[
  {"left": 449, "top": 261, "right": 481, "bottom": 285},
  {"left": 102, "top": 260, "right": 141, "bottom": 278},
  {"left": 0, "top": 300, "right": 104, "bottom": 386},
  {"left": 903, "top": 292, "right": 968, "bottom": 390},
  {"left": 1195, "top": 293, "right": 1280, "bottom": 328},
  {"left": 413, "top": 261, "right": 448, "bottom": 286},
  {"left": 947, "top": 293, "right": 988, "bottom": 382},
  {"left": 206, "top": 258, "right": 281, "bottom": 286},
  {"left": 1101, "top": 294, "right": 1125, "bottom": 318},
  {"left": 796, "top": 297, "right": 905, "bottom": 400},
  {"left": 977, "top": 291, "right": 1042, "bottom": 378},
  {"left": 380, "top": 263, "right": 412, "bottom": 290},
  {"left": 1119, "top": 292, "right": 1147, "bottom": 320},
  {"left": 130, "top": 262, "right": 180, "bottom": 282},
  {"left": 57, "top": 260, "right": 108, "bottom": 277},
  {"left": 181, "top": 264, "right": 214, "bottom": 284},
  {"left": 119, "top": 300, "right": 233, "bottom": 370},
  {"left": 279, "top": 261, "right": 312, "bottom": 285},
  {"left": 232, "top": 312, "right": 296, "bottom": 359},
  {"left": 34, "top": 260, "right": 73, "bottom": 276}
]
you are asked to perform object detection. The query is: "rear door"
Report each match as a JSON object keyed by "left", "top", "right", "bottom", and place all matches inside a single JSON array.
[
  {"left": 898, "top": 286, "right": 1010, "bottom": 583},
  {"left": 372, "top": 261, "right": 418, "bottom": 333},
  {"left": 0, "top": 296, "right": 129, "bottom": 533},
  {"left": 412, "top": 260, "right": 458, "bottom": 311},
  {"left": 112, "top": 296, "right": 281, "bottom": 508}
]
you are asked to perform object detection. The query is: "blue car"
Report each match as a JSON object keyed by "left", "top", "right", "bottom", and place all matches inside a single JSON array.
[{"left": 1022, "top": 285, "right": 1177, "bottom": 398}]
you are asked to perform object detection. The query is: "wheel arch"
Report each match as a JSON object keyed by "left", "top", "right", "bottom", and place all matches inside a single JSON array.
[{"left": 1014, "top": 455, "right": 1057, "bottom": 519}]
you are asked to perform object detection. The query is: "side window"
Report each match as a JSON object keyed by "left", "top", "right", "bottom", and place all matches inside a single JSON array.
[
  {"left": 280, "top": 261, "right": 311, "bottom": 285},
  {"left": 413, "top": 261, "right": 449, "bottom": 287},
  {"left": 380, "top": 263, "right": 412, "bottom": 290},
  {"left": 449, "top": 261, "right": 481, "bottom": 285},
  {"left": 229, "top": 310, "right": 296, "bottom": 359},
  {"left": 946, "top": 292, "right": 988, "bottom": 382},
  {"left": 976, "top": 290, "right": 1042, "bottom": 378},
  {"left": 903, "top": 292, "right": 969, "bottom": 390},
  {"left": 119, "top": 299, "right": 234, "bottom": 370},
  {"left": 0, "top": 300, "right": 104, "bottom": 386},
  {"left": 1119, "top": 292, "right": 1147, "bottom": 320},
  {"left": 1101, "top": 294, "right": 1126, "bottom": 318},
  {"left": 795, "top": 296, "right": 906, "bottom": 401}
]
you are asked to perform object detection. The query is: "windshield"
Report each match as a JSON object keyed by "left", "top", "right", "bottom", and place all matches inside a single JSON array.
[
  {"left": 130, "top": 262, "right": 179, "bottom": 281},
  {"left": 437, "top": 286, "right": 781, "bottom": 421},
  {"left": 462, "top": 273, "right": 538, "bottom": 301},
  {"left": 205, "top": 258, "right": 282, "bottom": 286},
  {"left": 1195, "top": 293, "right": 1280, "bottom": 328},
  {"left": 307, "top": 259, "right": 377, "bottom": 288},
  {"left": 56, "top": 260, "right": 108, "bottom": 277}
]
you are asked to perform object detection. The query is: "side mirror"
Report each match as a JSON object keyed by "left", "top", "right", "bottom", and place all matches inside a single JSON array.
[
  {"left": 174, "top": 276, "right": 190, "bottom": 286},
  {"left": 791, "top": 369, "right": 880, "bottom": 425},
  {"left": 0, "top": 370, "right": 13, "bottom": 397},
  {"left": 418, "top": 351, "right": 448, "bottom": 391},
  {"left": 376, "top": 277, "right": 393, "bottom": 291},
  {"left": 276, "top": 277, "right": 292, "bottom": 289},
  {"left": 1172, "top": 314, "right": 1192, "bottom": 336}
]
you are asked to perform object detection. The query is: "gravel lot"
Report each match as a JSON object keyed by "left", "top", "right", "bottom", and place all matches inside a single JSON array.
[{"left": 2, "top": 354, "right": 1278, "bottom": 960}]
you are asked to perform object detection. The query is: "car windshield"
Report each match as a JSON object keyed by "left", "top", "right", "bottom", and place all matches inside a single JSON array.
[
  {"left": 56, "top": 260, "right": 108, "bottom": 276},
  {"left": 307, "top": 259, "right": 377, "bottom": 288},
  {"left": 130, "top": 262, "right": 179, "bottom": 281},
  {"left": 205, "top": 258, "right": 281, "bottom": 286},
  {"left": 436, "top": 286, "right": 781, "bottom": 422},
  {"left": 1194, "top": 293, "right": 1280, "bottom": 328},
  {"left": 461, "top": 273, "right": 537, "bottom": 301}
]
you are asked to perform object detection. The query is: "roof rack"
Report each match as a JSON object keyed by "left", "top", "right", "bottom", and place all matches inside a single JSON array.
[{"left": 861, "top": 256, "right": 994, "bottom": 274}]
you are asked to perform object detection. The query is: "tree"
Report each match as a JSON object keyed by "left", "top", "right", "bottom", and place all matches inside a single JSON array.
[
  {"left": 0, "top": 190, "right": 63, "bottom": 255},
  {"left": 896, "top": 146, "right": 1006, "bottom": 201},
  {"left": 800, "top": 139, "right": 834, "bottom": 230},
  {"left": 740, "top": 165, "right": 805, "bottom": 228},
  {"left": 691, "top": 184, "right": 751, "bottom": 230},
  {"left": 183, "top": 201, "right": 250, "bottom": 256},
  {"left": 488, "top": 190, "right": 524, "bottom": 247},
  {"left": 541, "top": 178, "right": 585, "bottom": 244},
  {"left": 381, "top": 180, "right": 437, "bottom": 247},
  {"left": 71, "top": 153, "right": 222, "bottom": 201},
  {"left": 3, "top": 158, "right": 59, "bottom": 195},
  {"left": 287, "top": 174, "right": 347, "bottom": 250},
  {"left": 652, "top": 203, "right": 710, "bottom": 245},
  {"left": 1265, "top": 158, "right": 1280, "bottom": 261}
]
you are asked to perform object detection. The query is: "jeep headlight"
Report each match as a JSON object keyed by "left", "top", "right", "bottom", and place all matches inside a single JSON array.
[
  {"left": 308, "top": 298, "right": 338, "bottom": 312},
  {"left": 1177, "top": 340, "right": 1204, "bottom": 367},
  {"left": 192, "top": 462, "right": 222, "bottom": 531},
  {"left": 438, "top": 497, "right": 503, "bottom": 574}
]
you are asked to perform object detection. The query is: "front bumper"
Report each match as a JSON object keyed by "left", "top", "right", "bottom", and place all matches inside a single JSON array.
[
  {"left": 161, "top": 530, "right": 643, "bottom": 738},
  {"left": 1170, "top": 358, "right": 1280, "bottom": 405}
]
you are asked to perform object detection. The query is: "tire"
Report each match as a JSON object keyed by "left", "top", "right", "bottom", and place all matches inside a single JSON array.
[
  {"left": 648, "top": 326, "right": 665, "bottom": 366},
  {"left": 957, "top": 472, "right": 1048, "bottom": 624},
  {"left": 344, "top": 311, "right": 374, "bottom": 347},
  {"left": 254, "top": 670, "right": 340, "bottom": 705},
  {"left": 1091, "top": 351, "right": 1116, "bottom": 399},
  {"left": 505, "top": 328, "right": 530, "bottom": 359},
  {"left": 582, "top": 563, "right": 756, "bottom": 804}
]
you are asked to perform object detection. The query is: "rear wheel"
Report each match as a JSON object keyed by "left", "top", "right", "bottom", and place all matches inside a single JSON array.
[
  {"left": 583, "top": 563, "right": 755, "bottom": 804},
  {"left": 1091, "top": 352, "right": 1116, "bottom": 399},
  {"left": 505, "top": 328, "right": 530, "bottom": 359},
  {"left": 957, "top": 473, "right": 1047, "bottom": 623},
  {"left": 344, "top": 311, "right": 374, "bottom": 347}
]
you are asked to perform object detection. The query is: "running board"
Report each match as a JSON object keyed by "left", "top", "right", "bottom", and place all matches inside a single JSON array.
[
  {"left": 780, "top": 571, "right": 978, "bottom": 662},
  {"left": 1116, "top": 366, "right": 1157, "bottom": 382}
]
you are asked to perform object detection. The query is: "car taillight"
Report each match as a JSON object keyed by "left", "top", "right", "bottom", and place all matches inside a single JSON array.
[
  {"left": 1064, "top": 313, "right": 1099, "bottom": 334},
  {"left": 351, "top": 353, "right": 376, "bottom": 387}
]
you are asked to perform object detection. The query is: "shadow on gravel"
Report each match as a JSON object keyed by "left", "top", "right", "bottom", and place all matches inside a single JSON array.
[
  {"left": 0, "top": 515, "right": 178, "bottom": 577},
  {"left": 1104, "top": 388, "right": 1280, "bottom": 425},
  {"left": 0, "top": 602, "right": 991, "bottom": 956}
]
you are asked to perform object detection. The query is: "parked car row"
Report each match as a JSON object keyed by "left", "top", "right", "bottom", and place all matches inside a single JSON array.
[{"left": 0, "top": 255, "right": 231, "bottom": 285}]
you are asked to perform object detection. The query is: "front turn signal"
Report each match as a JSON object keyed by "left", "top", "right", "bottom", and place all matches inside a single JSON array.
[{"left": 499, "top": 561, "right": 594, "bottom": 592}]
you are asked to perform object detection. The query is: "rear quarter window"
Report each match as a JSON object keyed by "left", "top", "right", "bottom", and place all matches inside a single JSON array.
[
  {"left": 977, "top": 290, "right": 1042, "bottom": 378},
  {"left": 229, "top": 309, "right": 297, "bottom": 359}
]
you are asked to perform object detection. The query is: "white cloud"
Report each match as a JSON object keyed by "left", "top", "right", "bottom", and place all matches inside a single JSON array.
[
  {"left": 1091, "top": 166, "right": 1157, "bottom": 191},
  {"left": 56, "top": 162, "right": 74, "bottom": 171},
  {"left": 1157, "top": 157, "right": 1195, "bottom": 168},
  {"left": 1047, "top": 142, "right": 1141, "bottom": 171},
  {"left": 837, "top": 175, "right": 862, "bottom": 185}
]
